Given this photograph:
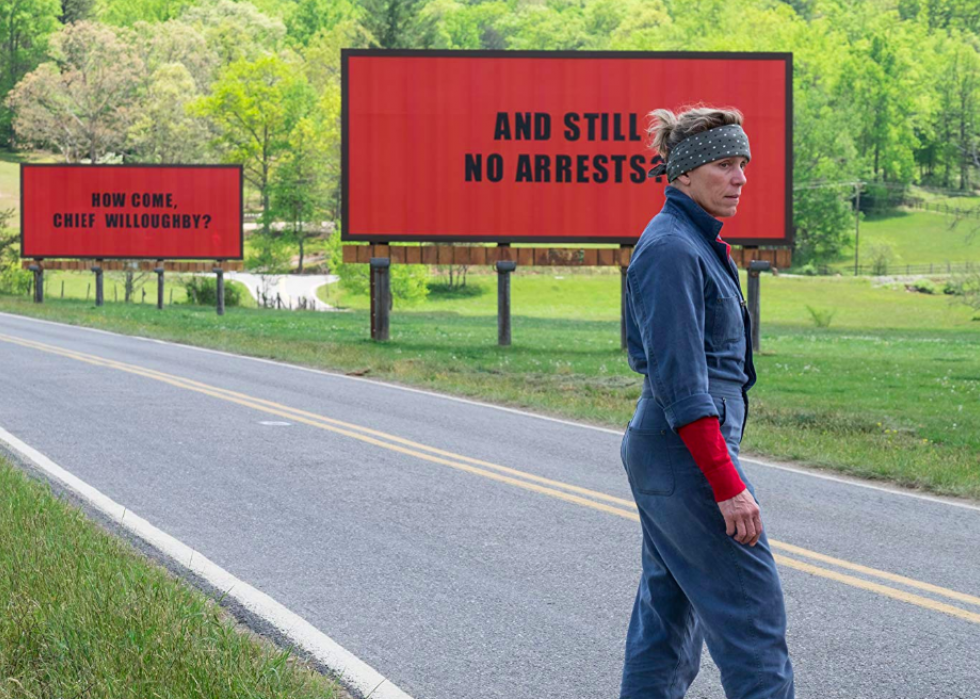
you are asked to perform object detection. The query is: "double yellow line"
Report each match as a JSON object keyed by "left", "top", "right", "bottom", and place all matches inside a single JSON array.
[{"left": 3, "top": 331, "right": 980, "bottom": 626}]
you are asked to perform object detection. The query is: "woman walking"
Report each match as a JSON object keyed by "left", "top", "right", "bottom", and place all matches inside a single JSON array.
[{"left": 620, "top": 106, "right": 794, "bottom": 699}]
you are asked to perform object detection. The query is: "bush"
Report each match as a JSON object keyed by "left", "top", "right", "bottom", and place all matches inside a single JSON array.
[
  {"left": 799, "top": 262, "right": 818, "bottom": 276},
  {"left": 944, "top": 279, "right": 963, "bottom": 295},
  {"left": 912, "top": 279, "right": 937, "bottom": 294},
  {"left": 0, "top": 213, "right": 30, "bottom": 295},
  {"left": 805, "top": 305, "right": 836, "bottom": 328},
  {"left": 327, "top": 230, "right": 430, "bottom": 307},
  {"left": 181, "top": 277, "right": 242, "bottom": 307}
]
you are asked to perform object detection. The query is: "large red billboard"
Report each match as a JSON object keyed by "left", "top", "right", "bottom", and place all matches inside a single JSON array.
[
  {"left": 21, "top": 165, "right": 243, "bottom": 260},
  {"left": 343, "top": 51, "right": 792, "bottom": 246}
]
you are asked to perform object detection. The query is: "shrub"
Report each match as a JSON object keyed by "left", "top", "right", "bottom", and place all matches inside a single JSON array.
[
  {"left": 799, "top": 262, "right": 818, "bottom": 276},
  {"left": 181, "top": 277, "right": 242, "bottom": 307},
  {"left": 912, "top": 279, "right": 937, "bottom": 294},
  {"left": 805, "top": 305, "right": 836, "bottom": 328}
]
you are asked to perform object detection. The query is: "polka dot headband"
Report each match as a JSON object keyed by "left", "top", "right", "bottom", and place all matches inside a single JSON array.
[{"left": 648, "top": 124, "right": 751, "bottom": 182}]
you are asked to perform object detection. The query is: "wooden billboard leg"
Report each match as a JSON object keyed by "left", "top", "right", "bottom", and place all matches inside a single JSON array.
[
  {"left": 213, "top": 266, "right": 225, "bottom": 316},
  {"left": 28, "top": 262, "right": 43, "bottom": 304},
  {"left": 747, "top": 260, "right": 771, "bottom": 353},
  {"left": 620, "top": 244, "right": 632, "bottom": 351},
  {"left": 92, "top": 262, "right": 104, "bottom": 307},
  {"left": 370, "top": 257, "right": 391, "bottom": 341},
  {"left": 496, "top": 260, "right": 516, "bottom": 346},
  {"left": 155, "top": 263, "right": 165, "bottom": 310},
  {"left": 620, "top": 266, "right": 628, "bottom": 351}
]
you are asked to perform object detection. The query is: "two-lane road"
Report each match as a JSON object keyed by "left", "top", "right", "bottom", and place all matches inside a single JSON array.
[{"left": 1, "top": 311, "right": 978, "bottom": 699}]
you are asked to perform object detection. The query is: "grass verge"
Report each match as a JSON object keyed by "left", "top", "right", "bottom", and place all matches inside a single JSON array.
[
  {"left": 0, "top": 455, "right": 346, "bottom": 698},
  {"left": 1, "top": 271, "right": 978, "bottom": 501}
]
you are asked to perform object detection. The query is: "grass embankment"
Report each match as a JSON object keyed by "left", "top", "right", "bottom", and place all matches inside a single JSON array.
[
  {"left": 0, "top": 457, "right": 345, "bottom": 698},
  {"left": 3, "top": 272, "right": 979, "bottom": 499}
]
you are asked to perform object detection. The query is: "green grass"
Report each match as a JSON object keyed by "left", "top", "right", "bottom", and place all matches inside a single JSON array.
[
  {"left": 29, "top": 271, "right": 257, "bottom": 308},
  {"left": 846, "top": 209, "right": 980, "bottom": 268},
  {"left": 3, "top": 271, "right": 979, "bottom": 499},
  {"left": 0, "top": 456, "right": 345, "bottom": 698}
]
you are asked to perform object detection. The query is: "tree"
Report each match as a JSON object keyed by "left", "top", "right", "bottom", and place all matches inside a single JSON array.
[
  {"left": 128, "top": 63, "right": 210, "bottom": 163},
  {"left": 180, "top": 0, "right": 286, "bottom": 65},
  {"left": 268, "top": 118, "right": 329, "bottom": 272},
  {"left": 0, "top": 208, "right": 30, "bottom": 295},
  {"left": 96, "top": 0, "right": 195, "bottom": 26},
  {"left": 358, "top": 0, "right": 437, "bottom": 48},
  {"left": 6, "top": 21, "right": 143, "bottom": 162},
  {"left": 286, "top": 0, "right": 359, "bottom": 45},
  {"left": 131, "top": 18, "right": 216, "bottom": 91},
  {"left": 193, "top": 53, "right": 314, "bottom": 232},
  {"left": 0, "top": 0, "right": 61, "bottom": 144},
  {"left": 60, "top": 0, "right": 95, "bottom": 23}
]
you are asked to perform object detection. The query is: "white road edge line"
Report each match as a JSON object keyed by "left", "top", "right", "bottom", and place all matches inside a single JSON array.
[
  {"left": 4, "top": 311, "right": 979, "bottom": 512},
  {"left": 0, "top": 424, "right": 415, "bottom": 699}
]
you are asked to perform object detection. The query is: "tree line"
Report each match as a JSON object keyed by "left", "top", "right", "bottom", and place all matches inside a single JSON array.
[{"left": 3, "top": 0, "right": 980, "bottom": 269}]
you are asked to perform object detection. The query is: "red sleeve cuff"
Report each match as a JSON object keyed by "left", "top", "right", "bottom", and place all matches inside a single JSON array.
[{"left": 677, "top": 416, "right": 746, "bottom": 502}]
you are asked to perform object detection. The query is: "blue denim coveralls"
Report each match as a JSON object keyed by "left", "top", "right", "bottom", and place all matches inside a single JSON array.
[{"left": 620, "top": 186, "right": 794, "bottom": 699}]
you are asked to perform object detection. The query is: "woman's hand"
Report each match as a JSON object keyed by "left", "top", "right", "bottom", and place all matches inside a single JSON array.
[{"left": 717, "top": 489, "right": 762, "bottom": 546}]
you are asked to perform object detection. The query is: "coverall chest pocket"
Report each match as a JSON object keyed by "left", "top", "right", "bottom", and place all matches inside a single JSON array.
[{"left": 710, "top": 295, "right": 744, "bottom": 347}]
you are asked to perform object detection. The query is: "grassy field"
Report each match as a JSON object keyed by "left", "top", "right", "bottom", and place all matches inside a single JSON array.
[
  {"left": 3, "top": 271, "right": 979, "bottom": 499},
  {"left": 0, "top": 456, "right": 346, "bottom": 698},
  {"left": 843, "top": 208, "right": 980, "bottom": 268},
  {"left": 22, "top": 270, "right": 257, "bottom": 308}
]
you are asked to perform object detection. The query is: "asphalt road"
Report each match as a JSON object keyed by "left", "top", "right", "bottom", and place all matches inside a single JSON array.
[{"left": 1, "top": 311, "right": 979, "bottom": 699}]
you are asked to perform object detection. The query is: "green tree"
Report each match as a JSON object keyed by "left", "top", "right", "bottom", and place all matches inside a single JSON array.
[
  {"left": 193, "top": 52, "right": 315, "bottom": 232},
  {"left": 286, "top": 0, "right": 359, "bottom": 45},
  {"left": 0, "top": 0, "right": 61, "bottom": 144},
  {"left": 358, "top": 0, "right": 436, "bottom": 48},
  {"left": 180, "top": 0, "right": 286, "bottom": 65},
  {"left": 6, "top": 21, "right": 144, "bottom": 162},
  {"left": 60, "top": 0, "right": 95, "bottom": 22},
  {"left": 128, "top": 63, "right": 210, "bottom": 163},
  {"left": 131, "top": 19, "right": 216, "bottom": 91},
  {"left": 268, "top": 118, "right": 329, "bottom": 272},
  {"left": 96, "top": 0, "right": 195, "bottom": 25}
]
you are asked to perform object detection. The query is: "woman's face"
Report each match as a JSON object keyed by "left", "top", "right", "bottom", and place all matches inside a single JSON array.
[{"left": 676, "top": 156, "right": 748, "bottom": 219}]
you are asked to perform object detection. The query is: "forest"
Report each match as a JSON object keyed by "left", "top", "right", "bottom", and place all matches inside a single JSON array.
[{"left": 3, "top": 0, "right": 980, "bottom": 269}]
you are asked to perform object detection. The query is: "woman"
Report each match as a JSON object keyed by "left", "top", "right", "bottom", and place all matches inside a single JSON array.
[{"left": 620, "top": 106, "right": 794, "bottom": 699}]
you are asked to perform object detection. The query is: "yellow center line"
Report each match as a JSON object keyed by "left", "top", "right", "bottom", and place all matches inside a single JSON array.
[
  {"left": 773, "top": 555, "right": 980, "bottom": 625},
  {"left": 3, "top": 332, "right": 980, "bottom": 625}
]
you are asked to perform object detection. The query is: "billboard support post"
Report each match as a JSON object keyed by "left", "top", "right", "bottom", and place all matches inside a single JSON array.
[
  {"left": 747, "top": 260, "right": 771, "bottom": 352},
  {"left": 28, "top": 262, "right": 43, "bottom": 304},
  {"left": 620, "top": 244, "right": 632, "bottom": 351},
  {"left": 154, "top": 262, "right": 165, "bottom": 310},
  {"left": 370, "top": 257, "right": 391, "bottom": 341},
  {"left": 496, "top": 259, "right": 516, "bottom": 346},
  {"left": 92, "top": 262, "right": 103, "bottom": 307},
  {"left": 213, "top": 266, "right": 225, "bottom": 316}
]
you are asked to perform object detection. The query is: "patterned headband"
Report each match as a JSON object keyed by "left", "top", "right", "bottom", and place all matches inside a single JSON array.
[{"left": 648, "top": 124, "right": 751, "bottom": 182}]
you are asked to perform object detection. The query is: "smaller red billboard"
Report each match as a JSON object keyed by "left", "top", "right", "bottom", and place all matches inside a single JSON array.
[{"left": 21, "top": 165, "right": 243, "bottom": 260}]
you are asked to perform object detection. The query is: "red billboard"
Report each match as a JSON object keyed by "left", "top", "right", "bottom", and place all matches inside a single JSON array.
[
  {"left": 343, "top": 51, "right": 792, "bottom": 246},
  {"left": 21, "top": 164, "right": 243, "bottom": 260}
]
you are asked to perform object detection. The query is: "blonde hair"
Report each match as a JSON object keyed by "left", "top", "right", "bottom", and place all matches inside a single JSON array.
[{"left": 647, "top": 105, "right": 744, "bottom": 161}]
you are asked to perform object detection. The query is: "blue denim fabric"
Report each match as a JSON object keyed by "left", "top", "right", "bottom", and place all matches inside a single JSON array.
[
  {"left": 625, "top": 186, "right": 756, "bottom": 433},
  {"left": 620, "top": 385, "right": 794, "bottom": 699}
]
